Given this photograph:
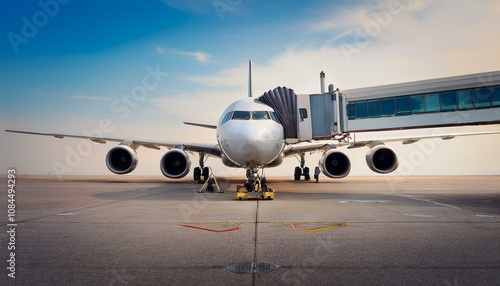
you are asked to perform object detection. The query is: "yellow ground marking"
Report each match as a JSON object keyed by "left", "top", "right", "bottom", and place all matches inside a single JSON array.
[{"left": 279, "top": 222, "right": 352, "bottom": 233}]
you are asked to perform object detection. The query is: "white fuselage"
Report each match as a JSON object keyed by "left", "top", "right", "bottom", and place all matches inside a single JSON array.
[{"left": 216, "top": 98, "right": 285, "bottom": 168}]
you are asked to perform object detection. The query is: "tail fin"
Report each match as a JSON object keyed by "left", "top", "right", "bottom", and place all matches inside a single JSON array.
[{"left": 248, "top": 60, "right": 253, "bottom": 97}]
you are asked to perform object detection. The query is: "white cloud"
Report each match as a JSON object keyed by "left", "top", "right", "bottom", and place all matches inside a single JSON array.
[
  {"left": 161, "top": 0, "right": 213, "bottom": 14},
  {"left": 69, "top": 94, "right": 115, "bottom": 101},
  {"left": 172, "top": 50, "right": 212, "bottom": 63},
  {"left": 154, "top": 44, "right": 165, "bottom": 54},
  {"left": 154, "top": 44, "right": 212, "bottom": 63}
]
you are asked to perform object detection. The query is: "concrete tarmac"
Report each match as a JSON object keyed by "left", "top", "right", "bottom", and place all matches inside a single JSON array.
[{"left": 1, "top": 175, "right": 499, "bottom": 285}]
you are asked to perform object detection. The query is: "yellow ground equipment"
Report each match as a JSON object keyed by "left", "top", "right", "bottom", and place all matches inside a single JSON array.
[
  {"left": 235, "top": 177, "right": 275, "bottom": 200},
  {"left": 198, "top": 168, "right": 223, "bottom": 193}
]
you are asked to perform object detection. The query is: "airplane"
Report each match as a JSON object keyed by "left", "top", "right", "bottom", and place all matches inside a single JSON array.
[{"left": 5, "top": 61, "right": 500, "bottom": 194}]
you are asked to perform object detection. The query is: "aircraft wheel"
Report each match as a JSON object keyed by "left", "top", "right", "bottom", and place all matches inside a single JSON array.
[
  {"left": 193, "top": 167, "right": 201, "bottom": 181},
  {"left": 202, "top": 167, "right": 209, "bottom": 181},
  {"left": 294, "top": 167, "right": 302, "bottom": 180},
  {"left": 303, "top": 167, "right": 310, "bottom": 180}
]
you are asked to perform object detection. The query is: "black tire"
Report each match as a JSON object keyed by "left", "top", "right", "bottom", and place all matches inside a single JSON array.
[
  {"left": 202, "top": 167, "right": 209, "bottom": 181},
  {"left": 303, "top": 167, "right": 310, "bottom": 175},
  {"left": 294, "top": 167, "right": 302, "bottom": 181},
  {"left": 193, "top": 167, "right": 201, "bottom": 181},
  {"left": 303, "top": 167, "right": 310, "bottom": 180}
]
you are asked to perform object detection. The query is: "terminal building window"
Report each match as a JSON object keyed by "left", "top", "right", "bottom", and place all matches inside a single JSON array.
[
  {"left": 381, "top": 98, "right": 395, "bottom": 117},
  {"left": 368, "top": 99, "right": 381, "bottom": 118},
  {"left": 457, "top": 89, "right": 474, "bottom": 110},
  {"left": 355, "top": 101, "right": 367, "bottom": 119},
  {"left": 395, "top": 97, "right": 410, "bottom": 116},
  {"left": 474, "top": 88, "right": 490, "bottom": 109},
  {"left": 347, "top": 103, "right": 356, "bottom": 120},
  {"left": 492, "top": 87, "right": 500, "bottom": 107},
  {"left": 441, "top": 91, "right": 457, "bottom": 112},
  {"left": 410, "top": 95, "right": 425, "bottom": 114},
  {"left": 425, "top": 93, "right": 440, "bottom": 113},
  {"left": 347, "top": 84, "right": 500, "bottom": 120}
]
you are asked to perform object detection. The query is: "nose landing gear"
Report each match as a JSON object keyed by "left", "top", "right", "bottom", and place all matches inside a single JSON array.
[{"left": 236, "top": 169, "right": 275, "bottom": 200}]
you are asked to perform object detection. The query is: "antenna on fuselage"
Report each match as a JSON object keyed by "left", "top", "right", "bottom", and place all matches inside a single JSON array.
[{"left": 248, "top": 60, "right": 253, "bottom": 97}]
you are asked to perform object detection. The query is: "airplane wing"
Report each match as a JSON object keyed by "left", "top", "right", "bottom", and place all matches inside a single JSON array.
[
  {"left": 283, "top": 129, "right": 500, "bottom": 155},
  {"left": 183, "top": 122, "right": 217, "bottom": 129},
  {"left": 344, "top": 130, "right": 500, "bottom": 149},
  {"left": 283, "top": 142, "right": 336, "bottom": 157},
  {"left": 4, "top": 129, "right": 222, "bottom": 157}
]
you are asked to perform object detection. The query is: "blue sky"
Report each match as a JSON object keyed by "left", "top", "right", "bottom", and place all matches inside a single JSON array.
[{"left": 1, "top": 0, "right": 500, "bottom": 176}]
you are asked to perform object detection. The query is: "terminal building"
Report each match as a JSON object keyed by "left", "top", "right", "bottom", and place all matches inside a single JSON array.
[
  {"left": 343, "top": 70, "right": 500, "bottom": 132},
  {"left": 262, "top": 70, "right": 500, "bottom": 143}
]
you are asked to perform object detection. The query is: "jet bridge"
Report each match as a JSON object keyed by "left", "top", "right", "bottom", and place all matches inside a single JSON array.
[
  {"left": 258, "top": 86, "right": 349, "bottom": 143},
  {"left": 260, "top": 70, "right": 500, "bottom": 143}
]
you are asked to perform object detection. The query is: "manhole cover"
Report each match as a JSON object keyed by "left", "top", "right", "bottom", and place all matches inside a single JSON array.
[{"left": 227, "top": 262, "right": 279, "bottom": 274}]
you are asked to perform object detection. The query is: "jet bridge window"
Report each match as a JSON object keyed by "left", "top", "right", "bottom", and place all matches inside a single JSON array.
[
  {"left": 252, "top": 111, "right": 270, "bottom": 120},
  {"left": 299, "top": 108, "right": 308, "bottom": 120},
  {"left": 232, "top": 111, "right": 251, "bottom": 120}
]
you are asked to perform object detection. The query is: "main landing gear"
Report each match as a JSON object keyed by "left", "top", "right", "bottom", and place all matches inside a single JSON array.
[
  {"left": 236, "top": 169, "right": 275, "bottom": 200},
  {"left": 193, "top": 153, "right": 210, "bottom": 183},
  {"left": 293, "top": 153, "right": 310, "bottom": 181}
]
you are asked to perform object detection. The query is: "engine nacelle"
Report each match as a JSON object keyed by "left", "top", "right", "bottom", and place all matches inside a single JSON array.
[
  {"left": 319, "top": 150, "right": 351, "bottom": 179},
  {"left": 366, "top": 145, "right": 399, "bottom": 174},
  {"left": 160, "top": 149, "right": 191, "bottom": 179},
  {"left": 106, "top": 145, "right": 138, "bottom": 175}
]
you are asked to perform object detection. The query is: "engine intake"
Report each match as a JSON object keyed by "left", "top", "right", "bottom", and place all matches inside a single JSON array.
[
  {"left": 106, "top": 145, "right": 138, "bottom": 174},
  {"left": 160, "top": 149, "right": 191, "bottom": 178},
  {"left": 366, "top": 145, "right": 398, "bottom": 174},
  {"left": 319, "top": 150, "right": 351, "bottom": 179}
]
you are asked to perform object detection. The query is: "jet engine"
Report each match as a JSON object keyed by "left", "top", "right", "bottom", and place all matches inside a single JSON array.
[
  {"left": 106, "top": 145, "right": 138, "bottom": 174},
  {"left": 160, "top": 149, "right": 191, "bottom": 178},
  {"left": 319, "top": 150, "right": 351, "bottom": 179},
  {"left": 365, "top": 145, "right": 398, "bottom": 174}
]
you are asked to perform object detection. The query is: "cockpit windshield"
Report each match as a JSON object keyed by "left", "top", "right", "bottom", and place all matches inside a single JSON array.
[
  {"left": 232, "top": 111, "right": 251, "bottom": 120},
  {"left": 222, "top": 110, "right": 279, "bottom": 124},
  {"left": 252, "top": 111, "right": 270, "bottom": 120}
]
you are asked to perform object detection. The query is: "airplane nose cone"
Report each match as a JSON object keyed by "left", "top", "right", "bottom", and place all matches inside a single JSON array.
[{"left": 221, "top": 122, "right": 284, "bottom": 167}]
